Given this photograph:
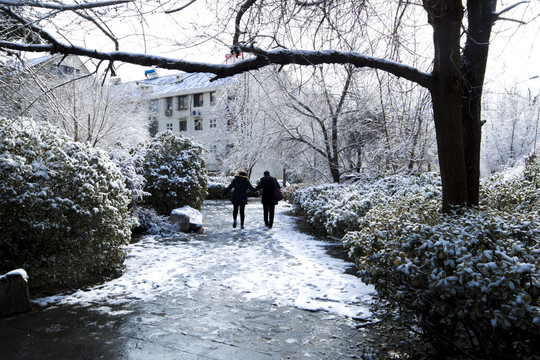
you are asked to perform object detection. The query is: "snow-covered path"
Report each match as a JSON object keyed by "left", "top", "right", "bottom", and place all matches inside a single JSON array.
[{"left": 1, "top": 200, "right": 375, "bottom": 360}]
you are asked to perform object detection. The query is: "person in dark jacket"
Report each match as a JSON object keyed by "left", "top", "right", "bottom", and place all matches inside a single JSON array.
[
  {"left": 222, "top": 170, "right": 257, "bottom": 229},
  {"left": 256, "top": 170, "right": 280, "bottom": 228}
]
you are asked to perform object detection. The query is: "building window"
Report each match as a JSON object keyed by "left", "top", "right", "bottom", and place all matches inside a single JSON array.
[
  {"left": 193, "top": 93, "right": 204, "bottom": 107},
  {"left": 165, "top": 97, "right": 173, "bottom": 110},
  {"left": 209, "top": 119, "right": 217, "bottom": 128},
  {"left": 150, "top": 99, "right": 158, "bottom": 113},
  {"left": 149, "top": 115, "right": 158, "bottom": 137},
  {"left": 166, "top": 123, "right": 173, "bottom": 131},
  {"left": 210, "top": 92, "right": 216, "bottom": 106},
  {"left": 179, "top": 119, "right": 187, "bottom": 132},
  {"left": 177, "top": 95, "right": 188, "bottom": 110},
  {"left": 55, "top": 64, "right": 75, "bottom": 77},
  {"left": 194, "top": 118, "right": 203, "bottom": 131}
]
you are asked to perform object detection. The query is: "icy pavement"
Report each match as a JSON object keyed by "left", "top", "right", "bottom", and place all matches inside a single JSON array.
[{"left": 1, "top": 200, "right": 376, "bottom": 360}]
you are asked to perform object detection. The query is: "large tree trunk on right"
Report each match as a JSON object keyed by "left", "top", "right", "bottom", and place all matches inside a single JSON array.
[
  {"left": 461, "top": 0, "right": 497, "bottom": 207},
  {"left": 425, "top": 0, "right": 468, "bottom": 212}
]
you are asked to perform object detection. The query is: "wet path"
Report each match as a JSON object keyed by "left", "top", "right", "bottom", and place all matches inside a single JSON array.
[{"left": 1, "top": 200, "right": 375, "bottom": 359}]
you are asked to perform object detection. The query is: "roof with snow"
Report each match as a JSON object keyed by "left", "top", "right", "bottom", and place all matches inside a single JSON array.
[{"left": 133, "top": 72, "right": 236, "bottom": 97}]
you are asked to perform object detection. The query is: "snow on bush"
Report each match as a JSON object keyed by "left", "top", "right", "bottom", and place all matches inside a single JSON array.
[
  {"left": 142, "top": 132, "right": 207, "bottom": 215},
  {"left": 135, "top": 207, "right": 185, "bottom": 237},
  {"left": 291, "top": 173, "right": 441, "bottom": 236},
  {"left": 344, "top": 195, "right": 540, "bottom": 359},
  {"left": 481, "top": 160, "right": 540, "bottom": 213},
  {"left": 292, "top": 168, "right": 539, "bottom": 358},
  {"left": 0, "top": 118, "right": 136, "bottom": 292},
  {"left": 108, "top": 142, "right": 149, "bottom": 206},
  {"left": 206, "top": 176, "right": 231, "bottom": 199}
]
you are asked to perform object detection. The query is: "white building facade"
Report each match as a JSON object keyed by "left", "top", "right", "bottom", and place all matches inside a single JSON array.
[{"left": 132, "top": 70, "right": 283, "bottom": 180}]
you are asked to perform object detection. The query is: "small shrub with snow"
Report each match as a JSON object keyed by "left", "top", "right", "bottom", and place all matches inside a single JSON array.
[
  {"left": 292, "top": 173, "right": 441, "bottom": 236},
  {"left": 0, "top": 119, "right": 136, "bottom": 293},
  {"left": 481, "top": 161, "right": 540, "bottom": 213},
  {"left": 135, "top": 207, "right": 185, "bottom": 237},
  {"left": 108, "top": 142, "right": 149, "bottom": 207},
  {"left": 206, "top": 176, "right": 231, "bottom": 199},
  {"left": 142, "top": 132, "right": 207, "bottom": 215},
  {"left": 344, "top": 191, "right": 540, "bottom": 359}
]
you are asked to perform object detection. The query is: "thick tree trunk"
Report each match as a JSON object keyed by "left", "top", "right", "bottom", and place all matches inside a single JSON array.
[
  {"left": 461, "top": 0, "right": 497, "bottom": 207},
  {"left": 425, "top": 0, "right": 468, "bottom": 212}
]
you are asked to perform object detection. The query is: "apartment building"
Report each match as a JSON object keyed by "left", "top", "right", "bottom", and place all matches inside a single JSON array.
[
  {"left": 133, "top": 70, "right": 234, "bottom": 172},
  {"left": 127, "top": 70, "right": 283, "bottom": 179},
  {"left": 1, "top": 54, "right": 91, "bottom": 119}
]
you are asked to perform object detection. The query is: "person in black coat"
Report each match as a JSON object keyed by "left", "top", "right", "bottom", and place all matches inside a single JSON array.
[
  {"left": 256, "top": 170, "right": 280, "bottom": 228},
  {"left": 222, "top": 170, "right": 257, "bottom": 229}
]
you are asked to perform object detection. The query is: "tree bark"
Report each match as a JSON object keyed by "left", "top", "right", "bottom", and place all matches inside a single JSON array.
[
  {"left": 424, "top": 0, "right": 468, "bottom": 212},
  {"left": 461, "top": 0, "right": 497, "bottom": 207}
]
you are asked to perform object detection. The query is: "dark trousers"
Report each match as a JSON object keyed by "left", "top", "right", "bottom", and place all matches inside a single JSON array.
[
  {"left": 263, "top": 203, "right": 275, "bottom": 228},
  {"left": 233, "top": 203, "right": 246, "bottom": 225}
]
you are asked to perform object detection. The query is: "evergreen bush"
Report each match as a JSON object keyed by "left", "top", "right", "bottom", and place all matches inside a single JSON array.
[
  {"left": 108, "top": 142, "right": 148, "bottom": 207},
  {"left": 291, "top": 169, "right": 539, "bottom": 358},
  {"left": 343, "top": 187, "right": 540, "bottom": 359},
  {"left": 0, "top": 119, "right": 136, "bottom": 293},
  {"left": 142, "top": 132, "right": 207, "bottom": 214},
  {"left": 206, "top": 176, "right": 231, "bottom": 199}
]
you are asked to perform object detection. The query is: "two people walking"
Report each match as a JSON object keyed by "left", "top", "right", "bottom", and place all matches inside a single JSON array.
[{"left": 222, "top": 170, "right": 281, "bottom": 229}]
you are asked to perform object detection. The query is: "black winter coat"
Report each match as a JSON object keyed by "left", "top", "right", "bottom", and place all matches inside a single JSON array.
[
  {"left": 222, "top": 175, "right": 257, "bottom": 204},
  {"left": 256, "top": 175, "right": 280, "bottom": 205}
]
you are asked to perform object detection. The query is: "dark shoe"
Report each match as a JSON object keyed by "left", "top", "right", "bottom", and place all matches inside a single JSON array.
[
  {"left": 233, "top": 221, "right": 237, "bottom": 228},
  {"left": 241, "top": 225, "right": 245, "bottom": 229}
]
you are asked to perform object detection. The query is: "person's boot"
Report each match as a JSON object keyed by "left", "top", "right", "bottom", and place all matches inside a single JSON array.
[{"left": 233, "top": 220, "right": 237, "bottom": 228}]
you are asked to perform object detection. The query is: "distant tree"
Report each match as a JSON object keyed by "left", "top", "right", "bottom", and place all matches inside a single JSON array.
[
  {"left": 482, "top": 87, "right": 540, "bottom": 173},
  {"left": 0, "top": 59, "right": 149, "bottom": 149},
  {"left": 205, "top": 70, "right": 281, "bottom": 177}
]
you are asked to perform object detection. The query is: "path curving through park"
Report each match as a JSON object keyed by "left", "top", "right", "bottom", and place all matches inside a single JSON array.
[{"left": 1, "top": 200, "right": 375, "bottom": 360}]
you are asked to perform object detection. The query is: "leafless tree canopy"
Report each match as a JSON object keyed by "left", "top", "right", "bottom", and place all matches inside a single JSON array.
[{"left": 0, "top": 0, "right": 537, "bottom": 211}]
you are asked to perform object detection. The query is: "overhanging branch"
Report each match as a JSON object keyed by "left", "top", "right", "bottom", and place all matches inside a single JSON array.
[
  {"left": 0, "top": 40, "right": 433, "bottom": 89},
  {"left": 0, "top": 0, "right": 133, "bottom": 11}
]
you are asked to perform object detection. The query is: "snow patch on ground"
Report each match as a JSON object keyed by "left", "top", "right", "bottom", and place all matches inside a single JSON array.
[{"left": 34, "top": 202, "right": 374, "bottom": 319}]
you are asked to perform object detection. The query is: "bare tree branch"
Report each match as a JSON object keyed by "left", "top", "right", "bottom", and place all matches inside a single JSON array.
[
  {"left": 0, "top": 0, "right": 132, "bottom": 11},
  {"left": 232, "top": 0, "right": 258, "bottom": 49},
  {"left": 0, "top": 38, "right": 434, "bottom": 88},
  {"left": 165, "top": 0, "right": 197, "bottom": 15},
  {"left": 494, "top": 1, "right": 529, "bottom": 18},
  {"left": 296, "top": 0, "right": 327, "bottom": 7}
]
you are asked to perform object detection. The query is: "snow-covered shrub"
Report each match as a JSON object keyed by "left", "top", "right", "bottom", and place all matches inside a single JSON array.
[
  {"left": 135, "top": 207, "right": 185, "bottom": 237},
  {"left": 0, "top": 119, "right": 136, "bottom": 292},
  {"left": 481, "top": 161, "right": 540, "bottom": 213},
  {"left": 142, "top": 132, "right": 207, "bottom": 214},
  {"left": 281, "top": 183, "right": 308, "bottom": 203},
  {"left": 292, "top": 173, "right": 441, "bottom": 236},
  {"left": 108, "top": 142, "right": 148, "bottom": 207},
  {"left": 206, "top": 176, "right": 231, "bottom": 199},
  {"left": 344, "top": 193, "right": 540, "bottom": 359}
]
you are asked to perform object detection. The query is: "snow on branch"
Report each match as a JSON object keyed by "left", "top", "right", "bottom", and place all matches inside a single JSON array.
[
  {"left": 493, "top": 1, "right": 529, "bottom": 24},
  {"left": 0, "top": 0, "right": 132, "bottom": 10},
  {"left": 0, "top": 39, "right": 433, "bottom": 89}
]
